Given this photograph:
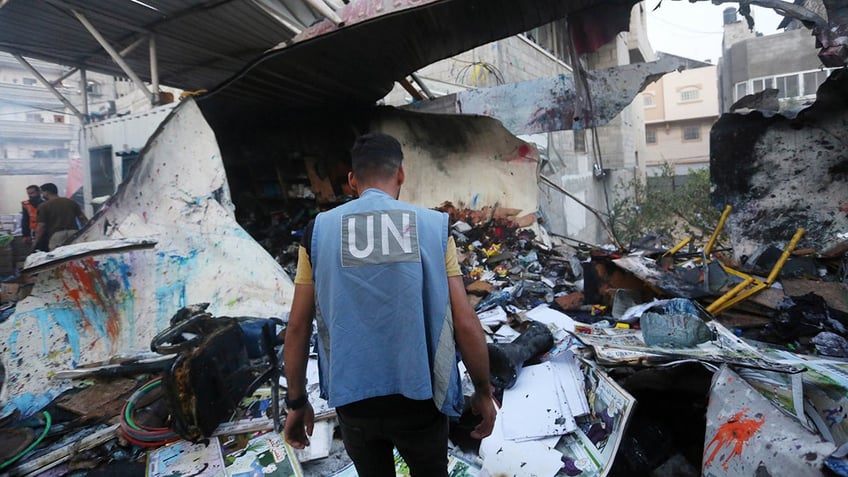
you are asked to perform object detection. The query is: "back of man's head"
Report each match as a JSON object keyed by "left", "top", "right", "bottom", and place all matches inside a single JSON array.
[
  {"left": 40, "top": 183, "right": 59, "bottom": 196},
  {"left": 351, "top": 133, "right": 403, "bottom": 182}
]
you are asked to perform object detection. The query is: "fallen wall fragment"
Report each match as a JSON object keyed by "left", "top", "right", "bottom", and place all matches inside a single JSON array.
[
  {"left": 711, "top": 68, "right": 848, "bottom": 262},
  {"left": 0, "top": 100, "right": 294, "bottom": 411},
  {"left": 703, "top": 365, "right": 835, "bottom": 476}
]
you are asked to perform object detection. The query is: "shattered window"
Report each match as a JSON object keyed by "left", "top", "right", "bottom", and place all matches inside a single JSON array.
[
  {"left": 803, "top": 70, "right": 831, "bottom": 96},
  {"left": 735, "top": 82, "right": 747, "bottom": 100},
  {"left": 751, "top": 78, "right": 774, "bottom": 93},
  {"left": 645, "top": 129, "right": 657, "bottom": 144},
  {"left": 683, "top": 126, "right": 700, "bottom": 141},
  {"left": 679, "top": 89, "right": 699, "bottom": 101},
  {"left": 775, "top": 75, "right": 799, "bottom": 99}
]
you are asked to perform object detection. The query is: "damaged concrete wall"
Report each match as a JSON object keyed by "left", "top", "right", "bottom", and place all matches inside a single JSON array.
[
  {"left": 711, "top": 69, "right": 848, "bottom": 261},
  {"left": 374, "top": 111, "right": 539, "bottom": 216},
  {"left": 0, "top": 100, "right": 294, "bottom": 412}
]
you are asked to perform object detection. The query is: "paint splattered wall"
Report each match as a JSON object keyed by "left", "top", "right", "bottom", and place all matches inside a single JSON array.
[{"left": 0, "top": 100, "right": 294, "bottom": 412}]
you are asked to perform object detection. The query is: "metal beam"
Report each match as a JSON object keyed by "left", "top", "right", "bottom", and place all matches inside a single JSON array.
[
  {"left": 72, "top": 10, "right": 154, "bottom": 105},
  {"left": 303, "top": 0, "right": 344, "bottom": 25},
  {"left": 13, "top": 54, "right": 85, "bottom": 122},
  {"left": 149, "top": 34, "right": 160, "bottom": 104},
  {"left": 80, "top": 68, "right": 89, "bottom": 119}
]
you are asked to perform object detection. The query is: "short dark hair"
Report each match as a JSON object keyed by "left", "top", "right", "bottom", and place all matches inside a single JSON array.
[
  {"left": 350, "top": 133, "right": 403, "bottom": 181},
  {"left": 26, "top": 185, "right": 40, "bottom": 192},
  {"left": 40, "top": 183, "right": 58, "bottom": 195}
]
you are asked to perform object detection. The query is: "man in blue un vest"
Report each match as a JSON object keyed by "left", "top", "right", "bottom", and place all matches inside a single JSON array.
[{"left": 283, "top": 133, "right": 496, "bottom": 476}]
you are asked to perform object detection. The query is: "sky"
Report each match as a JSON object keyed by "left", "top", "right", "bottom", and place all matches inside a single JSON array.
[{"left": 645, "top": 0, "right": 784, "bottom": 63}]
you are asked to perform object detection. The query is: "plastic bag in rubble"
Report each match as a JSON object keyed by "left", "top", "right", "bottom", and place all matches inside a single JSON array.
[
  {"left": 641, "top": 311, "right": 714, "bottom": 347},
  {"left": 812, "top": 331, "right": 848, "bottom": 358}
]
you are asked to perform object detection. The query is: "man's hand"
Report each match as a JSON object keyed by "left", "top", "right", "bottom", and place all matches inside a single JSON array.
[
  {"left": 283, "top": 402, "right": 315, "bottom": 449},
  {"left": 469, "top": 389, "right": 496, "bottom": 439}
]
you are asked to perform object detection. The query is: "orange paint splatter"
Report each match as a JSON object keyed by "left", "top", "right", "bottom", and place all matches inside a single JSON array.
[
  {"left": 58, "top": 258, "right": 122, "bottom": 353},
  {"left": 704, "top": 409, "right": 765, "bottom": 471}
]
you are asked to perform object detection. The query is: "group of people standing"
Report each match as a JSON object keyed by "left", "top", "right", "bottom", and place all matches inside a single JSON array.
[{"left": 20, "top": 183, "right": 87, "bottom": 252}]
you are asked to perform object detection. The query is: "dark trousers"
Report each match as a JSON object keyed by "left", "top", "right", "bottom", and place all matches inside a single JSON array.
[{"left": 337, "top": 404, "right": 449, "bottom": 477}]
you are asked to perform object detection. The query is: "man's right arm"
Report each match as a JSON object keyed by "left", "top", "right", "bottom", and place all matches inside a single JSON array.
[
  {"left": 282, "top": 276, "right": 316, "bottom": 448},
  {"left": 449, "top": 275, "right": 496, "bottom": 439},
  {"left": 32, "top": 222, "right": 46, "bottom": 250}
]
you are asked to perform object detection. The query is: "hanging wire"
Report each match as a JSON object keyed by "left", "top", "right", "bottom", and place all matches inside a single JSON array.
[{"left": 453, "top": 59, "right": 506, "bottom": 86}]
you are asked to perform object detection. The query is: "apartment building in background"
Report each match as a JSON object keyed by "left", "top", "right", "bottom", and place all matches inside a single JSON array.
[
  {"left": 718, "top": 6, "right": 837, "bottom": 113},
  {"left": 641, "top": 53, "right": 719, "bottom": 176}
]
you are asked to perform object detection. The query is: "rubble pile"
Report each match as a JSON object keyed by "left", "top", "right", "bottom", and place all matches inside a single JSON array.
[{"left": 2, "top": 202, "right": 848, "bottom": 477}]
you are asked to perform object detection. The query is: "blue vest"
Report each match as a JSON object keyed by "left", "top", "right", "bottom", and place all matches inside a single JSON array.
[{"left": 311, "top": 189, "right": 463, "bottom": 416}]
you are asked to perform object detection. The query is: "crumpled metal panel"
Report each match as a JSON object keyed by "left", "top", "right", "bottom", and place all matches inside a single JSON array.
[
  {"left": 450, "top": 55, "right": 681, "bottom": 134},
  {"left": 703, "top": 365, "right": 835, "bottom": 476},
  {"left": 0, "top": 100, "right": 294, "bottom": 415}
]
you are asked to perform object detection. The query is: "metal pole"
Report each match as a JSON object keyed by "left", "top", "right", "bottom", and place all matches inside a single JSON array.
[
  {"left": 72, "top": 10, "right": 153, "bottom": 104},
  {"left": 149, "top": 34, "right": 159, "bottom": 105},
  {"left": 410, "top": 73, "right": 434, "bottom": 99},
  {"left": 303, "top": 0, "right": 344, "bottom": 25},
  {"left": 13, "top": 54, "right": 85, "bottom": 121},
  {"left": 80, "top": 68, "right": 89, "bottom": 120}
]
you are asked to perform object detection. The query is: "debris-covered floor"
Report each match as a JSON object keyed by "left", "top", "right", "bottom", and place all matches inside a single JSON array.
[
  {"left": 2, "top": 53, "right": 847, "bottom": 477},
  {"left": 3, "top": 193, "right": 848, "bottom": 476}
]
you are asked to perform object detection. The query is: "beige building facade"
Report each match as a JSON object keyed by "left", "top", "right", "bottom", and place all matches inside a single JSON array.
[{"left": 641, "top": 58, "right": 719, "bottom": 176}]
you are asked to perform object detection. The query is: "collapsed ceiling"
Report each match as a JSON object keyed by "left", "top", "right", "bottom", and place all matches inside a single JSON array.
[{"left": 0, "top": 0, "right": 640, "bottom": 114}]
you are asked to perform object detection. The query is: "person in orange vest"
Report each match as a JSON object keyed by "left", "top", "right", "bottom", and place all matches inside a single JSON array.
[{"left": 20, "top": 184, "right": 43, "bottom": 244}]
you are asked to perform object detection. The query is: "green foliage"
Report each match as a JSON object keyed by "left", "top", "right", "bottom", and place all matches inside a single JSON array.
[{"left": 611, "top": 164, "right": 723, "bottom": 248}]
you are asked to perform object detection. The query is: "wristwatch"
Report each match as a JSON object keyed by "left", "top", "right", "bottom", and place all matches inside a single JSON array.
[{"left": 284, "top": 394, "right": 308, "bottom": 410}]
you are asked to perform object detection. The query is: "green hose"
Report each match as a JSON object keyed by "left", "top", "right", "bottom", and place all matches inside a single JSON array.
[{"left": 0, "top": 411, "right": 51, "bottom": 470}]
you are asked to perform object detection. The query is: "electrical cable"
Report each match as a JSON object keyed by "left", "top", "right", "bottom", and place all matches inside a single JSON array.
[
  {"left": 119, "top": 376, "right": 179, "bottom": 447},
  {"left": 0, "top": 411, "right": 51, "bottom": 470}
]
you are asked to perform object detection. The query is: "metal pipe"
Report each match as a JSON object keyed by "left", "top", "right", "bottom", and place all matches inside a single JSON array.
[
  {"left": 80, "top": 68, "right": 89, "bottom": 120},
  {"left": 766, "top": 228, "right": 805, "bottom": 285},
  {"left": 13, "top": 54, "right": 85, "bottom": 121},
  {"left": 149, "top": 34, "right": 159, "bottom": 104},
  {"left": 303, "top": 0, "right": 344, "bottom": 25},
  {"left": 704, "top": 204, "right": 732, "bottom": 257},
  {"left": 410, "top": 72, "right": 434, "bottom": 99},
  {"left": 72, "top": 10, "right": 153, "bottom": 104},
  {"left": 663, "top": 237, "right": 691, "bottom": 257}
]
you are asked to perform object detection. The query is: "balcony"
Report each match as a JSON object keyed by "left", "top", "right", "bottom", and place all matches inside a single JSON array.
[
  {"left": 0, "top": 119, "right": 76, "bottom": 142},
  {"left": 0, "top": 83, "right": 81, "bottom": 110}
]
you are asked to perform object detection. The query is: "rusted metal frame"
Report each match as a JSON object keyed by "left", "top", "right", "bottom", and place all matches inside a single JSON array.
[
  {"left": 12, "top": 54, "right": 85, "bottom": 122},
  {"left": 398, "top": 77, "right": 426, "bottom": 101}
]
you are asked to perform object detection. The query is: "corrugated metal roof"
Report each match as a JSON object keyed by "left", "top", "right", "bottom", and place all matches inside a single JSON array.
[
  {"left": 200, "top": 0, "right": 614, "bottom": 115},
  {"left": 0, "top": 0, "right": 318, "bottom": 90},
  {"left": 0, "top": 0, "right": 634, "bottom": 114}
]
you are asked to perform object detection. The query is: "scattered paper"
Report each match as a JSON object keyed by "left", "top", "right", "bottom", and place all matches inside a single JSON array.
[
  {"left": 526, "top": 304, "right": 576, "bottom": 332},
  {"left": 501, "top": 362, "right": 576, "bottom": 440}
]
